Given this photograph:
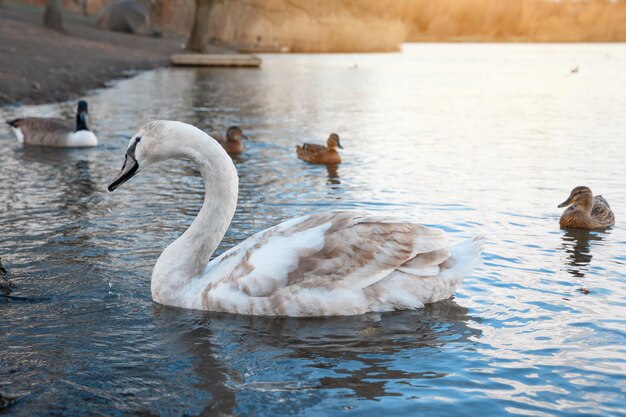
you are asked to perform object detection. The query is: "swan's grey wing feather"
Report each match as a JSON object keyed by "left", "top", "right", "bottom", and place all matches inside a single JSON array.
[
  {"left": 11, "top": 118, "right": 73, "bottom": 146},
  {"left": 206, "top": 211, "right": 450, "bottom": 297}
]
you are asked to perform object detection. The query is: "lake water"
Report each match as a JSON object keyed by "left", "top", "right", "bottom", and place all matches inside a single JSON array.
[{"left": 1, "top": 44, "right": 625, "bottom": 416}]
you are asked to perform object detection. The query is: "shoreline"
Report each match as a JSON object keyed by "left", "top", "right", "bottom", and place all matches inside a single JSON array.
[
  {"left": 0, "top": 3, "right": 184, "bottom": 107},
  {"left": 3, "top": 1, "right": 621, "bottom": 109}
]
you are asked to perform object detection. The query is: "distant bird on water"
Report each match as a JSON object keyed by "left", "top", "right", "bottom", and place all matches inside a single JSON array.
[
  {"left": 296, "top": 133, "right": 343, "bottom": 164},
  {"left": 570, "top": 66, "right": 579, "bottom": 74},
  {"left": 6, "top": 100, "right": 97, "bottom": 147},
  {"left": 215, "top": 126, "right": 248, "bottom": 155},
  {"left": 558, "top": 186, "right": 614, "bottom": 229}
]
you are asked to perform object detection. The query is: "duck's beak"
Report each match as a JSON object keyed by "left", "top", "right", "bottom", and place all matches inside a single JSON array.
[
  {"left": 558, "top": 196, "right": 573, "bottom": 208},
  {"left": 337, "top": 142, "right": 344, "bottom": 149},
  {"left": 108, "top": 150, "right": 139, "bottom": 192},
  {"left": 241, "top": 134, "right": 249, "bottom": 140}
]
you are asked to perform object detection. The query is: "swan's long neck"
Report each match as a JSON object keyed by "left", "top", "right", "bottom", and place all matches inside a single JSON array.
[{"left": 151, "top": 126, "right": 238, "bottom": 306}]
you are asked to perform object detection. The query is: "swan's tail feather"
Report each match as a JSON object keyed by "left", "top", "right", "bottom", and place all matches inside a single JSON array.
[{"left": 440, "top": 235, "right": 484, "bottom": 281}]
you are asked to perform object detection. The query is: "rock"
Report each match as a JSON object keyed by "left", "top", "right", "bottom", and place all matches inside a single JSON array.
[
  {"left": 360, "top": 326, "right": 381, "bottom": 336},
  {"left": 0, "top": 257, "right": 15, "bottom": 295},
  {"left": 0, "top": 390, "right": 30, "bottom": 410}
]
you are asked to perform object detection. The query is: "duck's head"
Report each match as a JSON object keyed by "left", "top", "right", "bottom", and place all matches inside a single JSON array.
[
  {"left": 76, "top": 100, "right": 89, "bottom": 131},
  {"left": 226, "top": 126, "right": 248, "bottom": 142},
  {"left": 108, "top": 121, "right": 209, "bottom": 192},
  {"left": 327, "top": 133, "right": 343, "bottom": 150},
  {"left": 558, "top": 186, "right": 593, "bottom": 209}
]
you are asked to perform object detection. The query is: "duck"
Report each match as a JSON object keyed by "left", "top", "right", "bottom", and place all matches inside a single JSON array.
[
  {"left": 6, "top": 100, "right": 97, "bottom": 147},
  {"left": 107, "top": 121, "right": 483, "bottom": 317},
  {"left": 215, "top": 126, "right": 247, "bottom": 155},
  {"left": 558, "top": 186, "right": 615, "bottom": 229},
  {"left": 296, "top": 133, "right": 343, "bottom": 164}
]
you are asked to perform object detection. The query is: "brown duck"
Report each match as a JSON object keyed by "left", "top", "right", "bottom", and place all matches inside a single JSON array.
[
  {"left": 296, "top": 133, "right": 343, "bottom": 164},
  {"left": 558, "top": 186, "right": 615, "bottom": 229},
  {"left": 216, "top": 126, "right": 248, "bottom": 155}
]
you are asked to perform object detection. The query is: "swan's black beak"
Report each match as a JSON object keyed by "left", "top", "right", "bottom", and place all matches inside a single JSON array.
[
  {"left": 108, "top": 150, "right": 139, "bottom": 192},
  {"left": 557, "top": 197, "right": 572, "bottom": 208}
]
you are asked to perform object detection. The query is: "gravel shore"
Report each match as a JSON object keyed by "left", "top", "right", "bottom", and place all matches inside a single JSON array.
[{"left": 0, "top": 3, "right": 185, "bottom": 107}]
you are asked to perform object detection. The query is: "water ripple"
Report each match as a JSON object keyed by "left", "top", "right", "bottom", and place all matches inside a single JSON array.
[{"left": 1, "top": 44, "right": 625, "bottom": 416}]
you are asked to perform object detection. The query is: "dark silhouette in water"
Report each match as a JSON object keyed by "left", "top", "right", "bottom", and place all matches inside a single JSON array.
[
  {"left": 326, "top": 164, "right": 340, "bottom": 185},
  {"left": 0, "top": 257, "right": 15, "bottom": 295},
  {"left": 560, "top": 228, "right": 608, "bottom": 280}
]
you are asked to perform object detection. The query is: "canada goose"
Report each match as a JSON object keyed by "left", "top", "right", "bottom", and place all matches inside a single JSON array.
[{"left": 7, "top": 100, "right": 97, "bottom": 147}]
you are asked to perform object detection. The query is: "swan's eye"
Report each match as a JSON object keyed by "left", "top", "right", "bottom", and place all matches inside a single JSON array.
[{"left": 136, "top": 137, "right": 142, "bottom": 143}]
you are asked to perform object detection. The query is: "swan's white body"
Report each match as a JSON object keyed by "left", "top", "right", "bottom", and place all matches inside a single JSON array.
[{"left": 111, "top": 121, "right": 483, "bottom": 317}]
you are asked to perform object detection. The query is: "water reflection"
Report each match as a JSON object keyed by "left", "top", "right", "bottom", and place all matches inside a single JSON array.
[
  {"left": 158, "top": 308, "right": 238, "bottom": 416},
  {"left": 156, "top": 299, "right": 479, "bottom": 410},
  {"left": 326, "top": 164, "right": 340, "bottom": 185},
  {"left": 1, "top": 44, "right": 626, "bottom": 416},
  {"left": 560, "top": 228, "right": 608, "bottom": 279}
]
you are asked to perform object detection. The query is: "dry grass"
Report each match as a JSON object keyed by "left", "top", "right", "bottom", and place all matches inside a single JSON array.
[
  {"left": 407, "top": 0, "right": 626, "bottom": 42},
  {"left": 11, "top": 0, "right": 626, "bottom": 51},
  {"left": 204, "top": 0, "right": 626, "bottom": 51}
]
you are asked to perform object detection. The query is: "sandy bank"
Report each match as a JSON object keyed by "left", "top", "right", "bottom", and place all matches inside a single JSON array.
[{"left": 0, "top": 3, "right": 184, "bottom": 107}]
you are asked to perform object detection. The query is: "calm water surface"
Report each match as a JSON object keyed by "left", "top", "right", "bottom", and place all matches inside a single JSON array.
[{"left": 1, "top": 44, "right": 625, "bottom": 416}]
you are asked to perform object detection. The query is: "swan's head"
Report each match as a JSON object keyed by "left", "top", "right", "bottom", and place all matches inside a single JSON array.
[
  {"left": 108, "top": 120, "right": 198, "bottom": 192},
  {"left": 558, "top": 186, "right": 593, "bottom": 208}
]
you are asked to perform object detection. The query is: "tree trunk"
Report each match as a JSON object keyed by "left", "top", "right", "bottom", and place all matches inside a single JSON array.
[
  {"left": 186, "top": 0, "right": 215, "bottom": 52},
  {"left": 43, "top": 0, "right": 64, "bottom": 31}
]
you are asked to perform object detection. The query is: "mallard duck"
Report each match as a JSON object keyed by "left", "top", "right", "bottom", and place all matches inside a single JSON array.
[
  {"left": 107, "top": 121, "right": 483, "bottom": 317},
  {"left": 558, "top": 186, "right": 615, "bottom": 229},
  {"left": 296, "top": 133, "right": 343, "bottom": 164},
  {"left": 215, "top": 126, "right": 247, "bottom": 155},
  {"left": 6, "top": 100, "right": 97, "bottom": 147}
]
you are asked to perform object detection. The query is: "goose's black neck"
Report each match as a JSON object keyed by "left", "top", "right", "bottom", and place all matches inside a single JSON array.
[
  {"left": 75, "top": 113, "right": 88, "bottom": 131},
  {"left": 75, "top": 100, "right": 89, "bottom": 131}
]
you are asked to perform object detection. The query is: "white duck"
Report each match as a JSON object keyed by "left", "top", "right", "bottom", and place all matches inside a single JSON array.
[
  {"left": 108, "top": 121, "right": 483, "bottom": 317},
  {"left": 6, "top": 100, "right": 97, "bottom": 147}
]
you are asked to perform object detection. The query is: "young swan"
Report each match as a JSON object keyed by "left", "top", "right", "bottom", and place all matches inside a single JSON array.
[
  {"left": 6, "top": 100, "right": 97, "bottom": 147},
  {"left": 216, "top": 126, "right": 247, "bottom": 155},
  {"left": 108, "top": 121, "right": 483, "bottom": 317},
  {"left": 296, "top": 133, "right": 343, "bottom": 164},
  {"left": 558, "top": 186, "right": 615, "bottom": 229}
]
